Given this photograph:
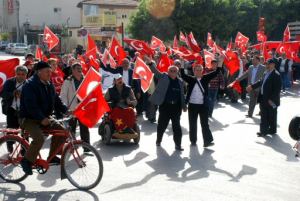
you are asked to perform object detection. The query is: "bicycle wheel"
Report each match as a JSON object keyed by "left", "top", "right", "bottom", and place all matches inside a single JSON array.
[
  {"left": 0, "top": 136, "right": 29, "bottom": 183},
  {"left": 62, "top": 142, "right": 103, "bottom": 190}
]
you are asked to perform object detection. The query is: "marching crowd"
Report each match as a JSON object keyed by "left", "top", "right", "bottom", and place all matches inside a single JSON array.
[{"left": 1, "top": 43, "right": 299, "bottom": 175}]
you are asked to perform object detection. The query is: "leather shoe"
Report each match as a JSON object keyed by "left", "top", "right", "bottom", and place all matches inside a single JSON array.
[
  {"left": 257, "top": 132, "right": 266, "bottom": 137},
  {"left": 175, "top": 146, "right": 184, "bottom": 151},
  {"left": 245, "top": 114, "right": 252, "bottom": 118},
  {"left": 203, "top": 142, "right": 214, "bottom": 147},
  {"left": 48, "top": 156, "right": 61, "bottom": 165},
  {"left": 191, "top": 142, "right": 197, "bottom": 146},
  {"left": 20, "top": 158, "right": 33, "bottom": 175}
]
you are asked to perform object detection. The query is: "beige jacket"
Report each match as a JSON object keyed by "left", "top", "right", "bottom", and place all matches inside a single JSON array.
[{"left": 60, "top": 77, "right": 79, "bottom": 111}]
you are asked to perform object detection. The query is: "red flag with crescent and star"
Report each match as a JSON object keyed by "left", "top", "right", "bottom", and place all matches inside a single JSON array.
[
  {"left": 109, "top": 36, "right": 127, "bottom": 65},
  {"left": 43, "top": 26, "right": 59, "bottom": 51},
  {"left": 76, "top": 67, "right": 102, "bottom": 101},
  {"left": 133, "top": 57, "right": 154, "bottom": 93},
  {"left": 151, "top": 36, "right": 166, "bottom": 52},
  {"left": 157, "top": 53, "right": 173, "bottom": 73},
  {"left": 204, "top": 49, "right": 215, "bottom": 69},
  {"left": 207, "top": 32, "right": 214, "bottom": 48},
  {"left": 35, "top": 46, "right": 43, "bottom": 61},
  {"left": 0, "top": 58, "right": 19, "bottom": 92},
  {"left": 123, "top": 38, "right": 153, "bottom": 56},
  {"left": 186, "top": 32, "right": 201, "bottom": 53},
  {"left": 73, "top": 83, "right": 110, "bottom": 128}
]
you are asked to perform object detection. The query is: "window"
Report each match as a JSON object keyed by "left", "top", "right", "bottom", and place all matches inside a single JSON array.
[
  {"left": 122, "top": 14, "right": 127, "bottom": 19},
  {"left": 83, "top": 4, "right": 99, "bottom": 16},
  {"left": 54, "top": 7, "right": 62, "bottom": 13}
]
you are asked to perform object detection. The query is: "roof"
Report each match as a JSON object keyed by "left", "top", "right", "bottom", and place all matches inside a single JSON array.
[{"left": 77, "top": 0, "right": 139, "bottom": 8}]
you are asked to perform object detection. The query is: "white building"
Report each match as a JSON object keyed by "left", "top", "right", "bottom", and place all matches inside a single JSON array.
[{"left": 288, "top": 21, "right": 300, "bottom": 40}]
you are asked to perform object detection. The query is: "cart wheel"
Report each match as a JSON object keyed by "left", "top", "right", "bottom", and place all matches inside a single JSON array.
[
  {"left": 133, "top": 124, "right": 140, "bottom": 145},
  {"left": 102, "top": 124, "right": 112, "bottom": 145}
]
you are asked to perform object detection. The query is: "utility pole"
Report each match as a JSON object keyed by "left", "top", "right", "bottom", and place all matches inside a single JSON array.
[{"left": 16, "top": 0, "right": 20, "bottom": 42}]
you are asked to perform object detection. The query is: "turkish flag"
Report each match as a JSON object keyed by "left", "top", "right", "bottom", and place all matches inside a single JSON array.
[
  {"left": 276, "top": 41, "right": 300, "bottom": 60},
  {"left": 262, "top": 41, "right": 281, "bottom": 60},
  {"left": 207, "top": 32, "right": 214, "bottom": 48},
  {"left": 283, "top": 25, "right": 290, "bottom": 42},
  {"left": 76, "top": 67, "right": 102, "bottom": 101},
  {"left": 235, "top": 32, "right": 249, "bottom": 52},
  {"left": 224, "top": 51, "right": 240, "bottom": 75},
  {"left": 109, "top": 36, "right": 126, "bottom": 65},
  {"left": 0, "top": 58, "right": 19, "bottom": 92},
  {"left": 51, "top": 68, "right": 64, "bottom": 94},
  {"left": 100, "top": 48, "right": 109, "bottom": 66},
  {"left": 87, "top": 34, "right": 97, "bottom": 52},
  {"left": 115, "top": 25, "right": 123, "bottom": 34},
  {"left": 186, "top": 32, "right": 201, "bottom": 53},
  {"left": 204, "top": 50, "right": 215, "bottom": 69},
  {"left": 212, "top": 43, "right": 226, "bottom": 56},
  {"left": 123, "top": 38, "right": 153, "bottom": 56},
  {"left": 173, "top": 35, "right": 179, "bottom": 49},
  {"left": 232, "top": 81, "right": 242, "bottom": 94},
  {"left": 226, "top": 41, "right": 233, "bottom": 51},
  {"left": 73, "top": 84, "right": 110, "bottom": 128},
  {"left": 151, "top": 36, "right": 166, "bottom": 52},
  {"left": 256, "top": 31, "right": 267, "bottom": 42},
  {"left": 157, "top": 53, "right": 173, "bottom": 73},
  {"left": 35, "top": 46, "right": 43, "bottom": 61},
  {"left": 179, "top": 31, "right": 186, "bottom": 42},
  {"left": 133, "top": 57, "right": 154, "bottom": 93},
  {"left": 172, "top": 47, "right": 203, "bottom": 63},
  {"left": 43, "top": 26, "right": 59, "bottom": 51},
  {"left": 78, "top": 55, "right": 89, "bottom": 75},
  {"left": 110, "top": 107, "right": 136, "bottom": 131}
]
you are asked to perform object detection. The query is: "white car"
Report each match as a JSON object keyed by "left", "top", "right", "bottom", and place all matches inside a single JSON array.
[
  {"left": 5, "top": 43, "right": 15, "bottom": 54},
  {"left": 11, "top": 43, "right": 28, "bottom": 55}
]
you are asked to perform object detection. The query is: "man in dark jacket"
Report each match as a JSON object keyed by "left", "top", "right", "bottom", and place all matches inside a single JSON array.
[
  {"left": 19, "top": 61, "right": 68, "bottom": 175},
  {"left": 180, "top": 56, "right": 224, "bottom": 147},
  {"left": 247, "top": 58, "right": 282, "bottom": 136}
]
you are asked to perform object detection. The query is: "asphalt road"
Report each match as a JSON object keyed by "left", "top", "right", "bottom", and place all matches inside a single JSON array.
[{"left": 0, "top": 52, "right": 300, "bottom": 201}]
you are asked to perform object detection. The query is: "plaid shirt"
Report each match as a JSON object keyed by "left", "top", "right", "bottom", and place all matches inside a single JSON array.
[{"left": 204, "top": 68, "right": 225, "bottom": 90}]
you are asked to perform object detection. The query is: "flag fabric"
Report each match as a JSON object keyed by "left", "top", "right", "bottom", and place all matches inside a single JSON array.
[
  {"left": 76, "top": 67, "right": 102, "bottom": 101},
  {"left": 115, "top": 25, "right": 123, "bottom": 34},
  {"left": 261, "top": 41, "right": 281, "bottom": 60},
  {"left": 87, "top": 34, "right": 97, "bottom": 51},
  {"left": 207, "top": 32, "right": 214, "bottom": 48},
  {"left": 283, "top": 25, "right": 291, "bottom": 42},
  {"left": 203, "top": 50, "right": 215, "bottom": 69},
  {"left": 43, "top": 26, "right": 59, "bottom": 51},
  {"left": 224, "top": 51, "right": 240, "bottom": 75},
  {"left": 77, "top": 55, "right": 89, "bottom": 75},
  {"left": 51, "top": 67, "right": 64, "bottom": 94},
  {"left": 186, "top": 32, "right": 201, "bottom": 53},
  {"left": 235, "top": 32, "right": 249, "bottom": 53},
  {"left": 232, "top": 81, "right": 242, "bottom": 94},
  {"left": 109, "top": 36, "right": 127, "bottom": 65},
  {"left": 123, "top": 38, "right": 153, "bottom": 56},
  {"left": 133, "top": 57, "right": 154, "bottom": 93},
  {"left": 173, "top": 35, "right": 179, "bottom": 50},
  {"left": 35, "top": 46, "right": 43, "bottom": 61},
  {"left": 156, "top": 53, "right": 173, "bottom": 73},
  {"left": 226, "top": 40, "right": 233, "bottom": 51},
  {"left": 179, "top": 31, "right": 186, "bottom": 42},
  {"left": 73, "top": 84, "right": 110, "bottom": 128},
  {"left": 100, "top": 48, "right": 109, "bottom": 66},
  {"left": 256, "top": 31, "right": 267, "bottom": 42},
  {"left": 276, "top": 41, "right": 300, "bottom": 60},
  {"left": 172, "top": 47, "right": 203, "bottom": 63},
  {"left": 110, "top": 107, "right": 136, "bottom": 131},
  {"left": 151, "top": 36, "right": 166, "bottom": 52},
  {"left": 0, "top": 58, "right": 20, "bottom": 92}
]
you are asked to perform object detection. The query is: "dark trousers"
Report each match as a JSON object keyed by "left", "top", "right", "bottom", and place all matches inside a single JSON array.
[
  {"left": 6, "top": 107, "right": 19, "bottom": 128},
  {"left": 188, "top": 103, "right": 213, "bottom": 144},
  {"left": 69, "top": 118, "right": 90, "bottom": 145},
  {"left": 157, "top": 102, "right": 182, "bottom": 147},
  {"left": 260, "top": 103, "right": 277, "bottom": 134}
]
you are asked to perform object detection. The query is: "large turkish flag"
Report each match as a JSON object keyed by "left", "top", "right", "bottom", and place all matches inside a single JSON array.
[{"left": 0, "top": 58, "right": 20, "bottom": 92}]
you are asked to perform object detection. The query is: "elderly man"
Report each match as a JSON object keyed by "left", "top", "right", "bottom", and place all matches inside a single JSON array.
[
  {"left": 247, "top": 59, "right": 282, "bottom": 137},
  {"left": 60, "top": 63, "right": 90, "bottom": 150},
  {"left": 1, "top": 65, "right": 27, "bottom": 128},
  {"left": 19, "top": 61, "right": 69, "bottom": 175},
  {"left": 232, "top": 55, "right": 265, "bottom": 118},
  {"left": 145, "top": 56, "right": 186, "bottom": 151},
  {"left": 180, "top": 56, "right": 224, "bottom": 147}
]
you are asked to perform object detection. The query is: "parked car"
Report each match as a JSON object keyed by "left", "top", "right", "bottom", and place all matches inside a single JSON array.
[
  {"left": 5, "top": 43, "right": 15, "bottom": 54},
  {"left": 0, "top": 41, "right": 9, "bottom": 51},
  {"left": 24, "top": 44, "right": 36, "bottom": 56},
  {"left": 11, "top": 43, "right": 28, "bottom": 55}
]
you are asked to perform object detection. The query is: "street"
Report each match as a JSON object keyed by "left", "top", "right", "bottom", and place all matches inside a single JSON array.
[{"left": 0, "top": 52, "right": 300, "bottom": 201}]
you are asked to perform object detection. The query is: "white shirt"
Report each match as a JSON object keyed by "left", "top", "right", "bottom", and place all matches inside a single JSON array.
[
  {"left": 238, "top": 59, "right": 244, "bottom": 77},
  {"left": 189, "top": 79, "right": 204, "bottom": 104},
  {"left": 122, "top": 70, "right": 129, "bottom": 86},
  {"left": 279, "top": 59, "right": 293, "bottom": 72},
  {"left": 11, "top": 82, "right": 24, "bottom": 110}
]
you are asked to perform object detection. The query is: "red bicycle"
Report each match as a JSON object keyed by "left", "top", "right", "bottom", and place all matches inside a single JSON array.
[{"left": 0, "top": 117, "right": 103, "bottom": 190}]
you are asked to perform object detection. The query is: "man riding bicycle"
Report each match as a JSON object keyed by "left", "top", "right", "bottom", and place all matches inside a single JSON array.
[{"left": 19, "top": 61, "right": 69, "bottom": 175}]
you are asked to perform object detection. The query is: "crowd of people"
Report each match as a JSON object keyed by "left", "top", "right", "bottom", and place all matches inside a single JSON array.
[{"left": 1, "top": 42, "right": 299, "bottom": 175}]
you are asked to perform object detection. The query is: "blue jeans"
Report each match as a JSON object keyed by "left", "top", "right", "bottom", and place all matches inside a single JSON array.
[
  {"left": 208, "top": 88, "right": 218, "bottom": 116},
  {"left": 280, "top": 72, "right": 290, "bottom": 90}
]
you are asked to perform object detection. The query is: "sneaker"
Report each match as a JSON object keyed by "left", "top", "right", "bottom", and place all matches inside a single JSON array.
[
  {"left": 20, "top": 158, "right": 33, "bottom": 175},
  {"left": 48, "top": 156, "right": 61, "bottom": 165},
  {"left": 203, "top": 141, "right": 214, "bottom": 147}
]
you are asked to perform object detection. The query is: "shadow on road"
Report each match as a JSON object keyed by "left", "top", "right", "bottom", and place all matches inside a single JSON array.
[
  {"left": 103, "top": 146, "right": 257, "bottom": 193},
  {"left": 0, "top": 182, "right": 99, "bottom": 201},
  {"left": 256, "top": 134, "right": 299, "bottom": 162}
]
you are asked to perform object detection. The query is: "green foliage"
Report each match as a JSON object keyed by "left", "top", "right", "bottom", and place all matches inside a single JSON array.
[
  {"left": 128, "top": 0, "right": 300, "bottom": 44},
  {"left": 0, "top": 32, "right": 10, "bottom": 41}
]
